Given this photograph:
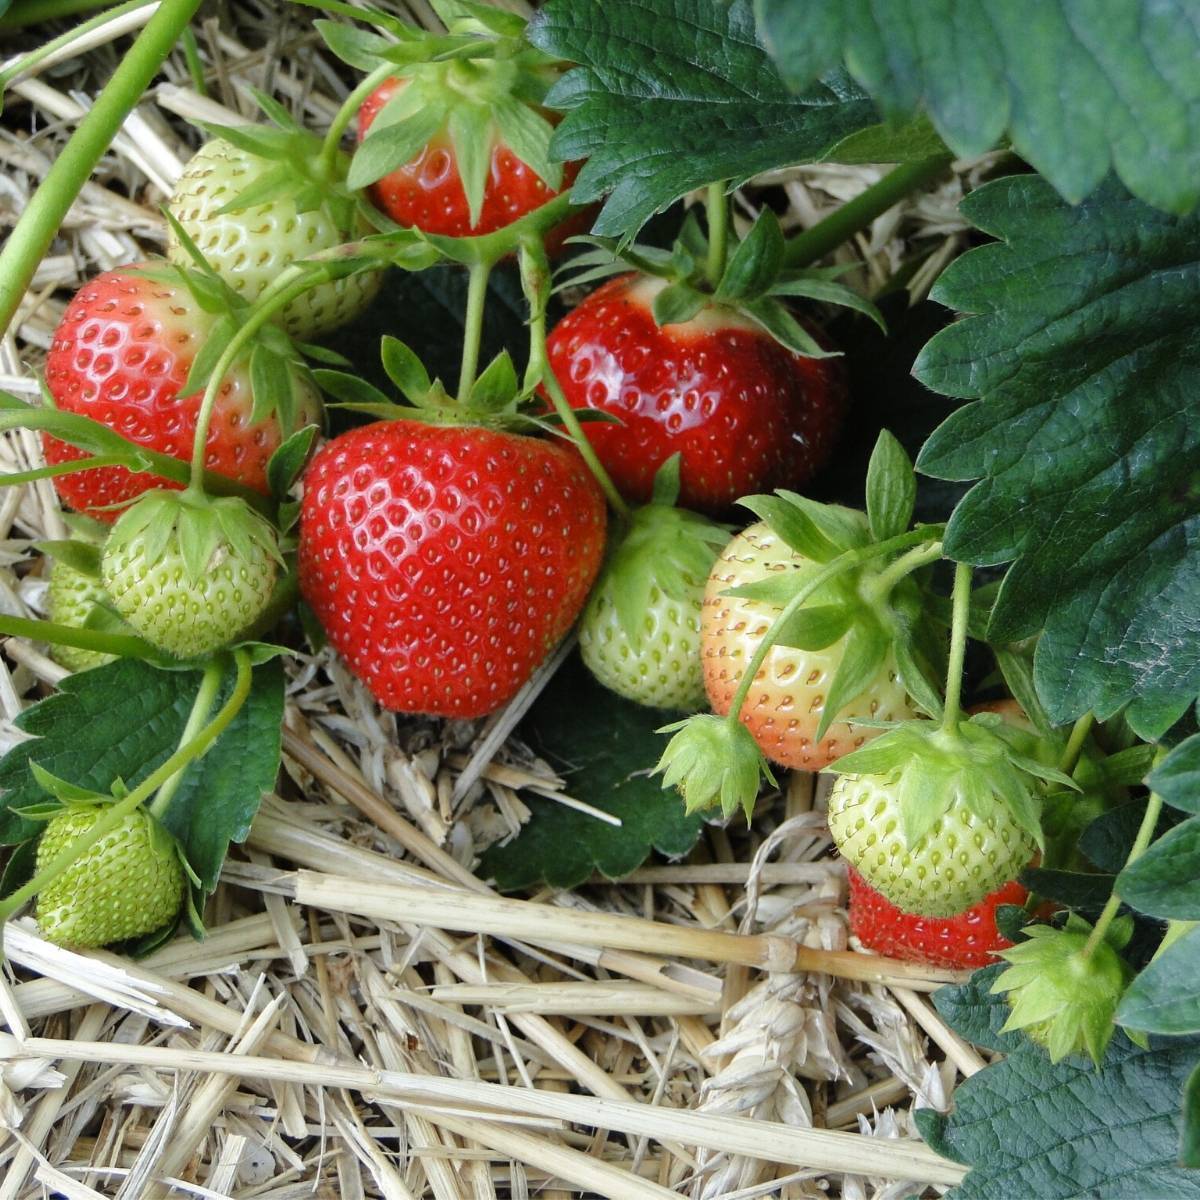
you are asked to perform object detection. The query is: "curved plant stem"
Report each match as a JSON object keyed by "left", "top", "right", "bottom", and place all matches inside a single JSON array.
[
  {"left": 0, "top": 0, "right": 203, "bottom": 340},
  {"left": 0, "top": 613, "right": 154, "bottom": 660},
  {"left": 0, "top": 649, "right": 252, "bottom": 932},
  {"left": 457, "top": 260, "right": 493, "bottom": 399},
  {"left": 705, "top": 181, "right": 728, "bottom": 288},
  {"left": 940, "top": 560, "right": 972, "bottom": 732},
  {"left": 726, "top": 530, "right": 942, "bottom": 726},
  {"left": 318, "top": 60, "right": 396, "bottom": 180},
  {"left": 783, "top": 155, "right": 953, "bottom": 269},
  {"left": 148, "top": 659, "right": 223, "bottom": 819},
  {"left": 0, "top": 0, "right": 158, "bottom": 92},
  {"left": 864, "top": 538, "right": 944, "bottom": 600},
  {"left": 1057, "top": 711, "right": 1096, "bottom": 775}
]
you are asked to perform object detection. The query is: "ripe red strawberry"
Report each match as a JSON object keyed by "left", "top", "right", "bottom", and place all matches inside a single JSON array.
[
  {"left": 701, "top": 521, "right": 915, "bottom": 770},
  {"left": 358, "top": 78, "right": 580, "bottom": 241},
  {"left": 298, "top": 420, "right": 606, "bottom": 719},
  {"left": 545, "top": 274, "right": 847, "bottom": 514},
  {"left": 42, "top": 267, "right": 319, "bottom": 522},
  {"left": 847, "top": 866, "right": 1026, "bottom": 970}
]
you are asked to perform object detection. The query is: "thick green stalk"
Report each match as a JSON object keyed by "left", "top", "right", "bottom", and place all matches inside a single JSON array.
[
  {"left": 0, "top": 0, "right": 203, "bottom": 340},
  {"left": 318, "top": 60, "right": 396, "bottom": 180},
  {"left": 864, "top": 539, "right": 944, "bottom": 600},
  {"left": 148, "top": 659, "right": 223, "bottom": 819},
  {"left": 726, "top": 530, "right": 942, "bottom": 725},
  {"left": 783, "top": 155, "right": 952, "bottom": 269},
  {"left": 0, "top": 613, "right": 154, "bottom": 660},
  {"left": 0, "top": 650, "right": 252, "bottom": 929},
  {"left": 0, "top": 0, "right": 159, "bottom": 93},
  {"left": 940, "top": 560, "right": 972, "bottom": 732},
  {"left": 1057, "top": 711, "right": 1095, "bottom": 775},
  {"left": 0, "top": 0, "right": 117, "bottom": 25},
  {"left": 457, "top": 260, "right": 493, "bottom": 400},
  {"left": 705, "top": 181, "right": 728, "bottom": 288}
]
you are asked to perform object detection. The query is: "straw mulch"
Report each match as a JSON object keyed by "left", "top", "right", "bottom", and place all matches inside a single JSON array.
[{"left": 0, "top": 4, "right": 997, "bottom": 1196}]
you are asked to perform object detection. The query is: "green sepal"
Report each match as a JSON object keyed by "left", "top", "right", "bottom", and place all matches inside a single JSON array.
[
  {"left": 773, "top": 602, "right": 853, "bottom": 652},
  {"left": 470, "top": 351, "right": 519, "bottom": 412},
  {"left": 29, "top": 762, "right": 108, "bottom": 806},
  {"left": 449, "top": 102, "right": 493, "bottom": 229},
  {"left": 715, "top": 208, "right": 784, "bottom": 302},
  {"left": 313, "top": 370, "right": 395, "bottom": 412},
  {"left": 652, "top": 282, "right": 706, "bottom": 327},
  {"left": 655, "top": 713, "right": 775, "bottom": 820},
  {"left": 249, "top": 344, "right": 297, "bottom": 433},
  {"left": 741, "top": 297, "right": 837, "bottom": 358},
  {"left": 865, "top": 429, "right": 916, "bottom": 543},
  {"left": 315, "top": 20, "right": 403, "bottom": 70},
  {"left": 768, "top": 275, "right": 885, "bottom": 332},
  {"left": 35, "top": 539, "right": 101, "bottom": 578},
  {"left": 180, "top": 313, "right": 237, "bottom": 396},
  {"left": 350, "top": 102, "right": 449, "bottom": 190},
  {"left": 492, "top": 95, "right": 561, "bottom": 191},
  {"left": 380, "top": 336, "right": 433, "bottom": 404},
  {"left": 719, "top": 564, "right": 827, "bottom": 606},
  {"left": 814, "top": 615, "right": 890, "bottom": 741},
  {"left": 774, "top": 491, "right": 872, "bottom": 554},
  {"left": 266, "top": 425, "right": 319, "bottom": 500},
  {"left": 736, "top": 493, "right": 841, "bottom": 562}
]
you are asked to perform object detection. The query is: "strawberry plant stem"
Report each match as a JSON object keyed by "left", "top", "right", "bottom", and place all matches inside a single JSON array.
[
  {"left": 0, "top": 0, "right": 203, "bottom": 340},
  {"left": 0, "top": 613, "right": 154, "bottom": 660},
  {"left": 705, "top": 182, "right": 728, "bottom": 288},
  {"left": 317, "top": 61, "right": 395, "bottom": 181},
  {"left": 147, "top": 660, "right": 223, "bottom": 820},
  {"left": 181, "top": 26, "right": 207, "bottom": 96},
  {"left": 0, "top": 0, "right": 159, "bottom": 93},
  {"left": 726, "top": 532, "right": 943, "bottom": 727},
  {"left": 457, "top": 260, "right": 492, "bottom": 399},
  {"left": 1057, "top": 711, "right": 1095, "bottom": 775},
  {"left": 940, "top": 560, "right": 972, "bottom": 732},
  {"left": 782, "top": 155, "right": 952, "bottom": 269},
  {"left": 0, "top": 0, "right": 117, "bottom": 25},
  {"left": 866, "top": 540, "right": 945, "bottom": 599},
  {"left": 0, "top": 648, "right": 252, "bottom": 933}
]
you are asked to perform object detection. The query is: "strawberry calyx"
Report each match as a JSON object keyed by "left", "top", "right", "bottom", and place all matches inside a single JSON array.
[
  {"left": 991, "top": 912, "right": 1134, "bottom": 1064},
  {"left": 560, "top": 208, "right": 885, "bottom": 358},
  {"left": 324, "top": 1, "right": 565, "bottom": 228},
  {"left": 656, "top": 713, "right": 776, "bottom": 819}
]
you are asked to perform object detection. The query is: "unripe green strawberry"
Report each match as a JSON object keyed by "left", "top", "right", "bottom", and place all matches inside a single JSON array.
[
  {"left": 46, "top": 558, "right": 115, "bottom": 673},
  {"left": 167, "top": 138, "right": 382, "bottom": 341},
  {"left": 580, "top": 470, "right": 727, "bottom": 710},
  {"left": 101, "top": 491, "right": 280, "bottom": 659},
  {"left": 824, "top": 713, "right": 1066, "bottom": 916},
  {"left": 36, "top": 805, "right": 184, "bottom": 947}
]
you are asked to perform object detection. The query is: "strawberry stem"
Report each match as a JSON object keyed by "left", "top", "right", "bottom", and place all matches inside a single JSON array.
[
  {"left": 940, "top": 560, "right": 972, "bottom": 733},
  {"left": 0, "top": 0, "right": 203, "bottom": 340},
  {"left": 782, "top": 155, "right": 953, "bottom": 269},
  {"left": 0, "top": 648, "right": 253, "bottom": 939},
  {"left": 705, "top": 181, "right": 728, "bottom": 288},
  {"left": 457, "top": 260, "right": 493, "bottom": 400},
  {"left": 1056, "top": 711, "right": 1096, "bottom": 775},
  {"left": 864, "top": 539, "right": 944, "bottom": 600},
  {"left": 519, "top": 239, "right": 633, "bottom": 521},
  {"left": 147, "top": 659, "right": 223, "bottom": 820},
  {"left": 0, "top": 613, "right": 155, "bottom": 660},
  {"left": 317, "top": 61, "right": 396, "bottom": 183},
  {"left": 725, "top": 530, "right": 943, "bottom": 732}
]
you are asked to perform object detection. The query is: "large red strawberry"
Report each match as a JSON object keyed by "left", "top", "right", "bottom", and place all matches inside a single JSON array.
[
  {"left": 298, "top": 419, "right": 606, "bottom": 719},
  {"left": 358, "top": 78, "right": 580, "bottom": 241},
  {"left": 43, "top": 267, "right": 318, "bottom": 522},
  {"left": 847, "top": 866, "right": 1025, "bottom": 970},
  {"left": 545, "top": 274, "right": 847, "bottom": 514}
]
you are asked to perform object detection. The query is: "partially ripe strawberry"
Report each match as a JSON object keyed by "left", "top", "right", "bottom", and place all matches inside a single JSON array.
[
  {"left": 828, "top": 769, "right": 1036, "bottom": 917},
  {"left": 36, "top": 805, "right": 184, "bottom": 947},
  {"left": 580, "top": 470, "right": 727, "bottom": 710},
  {"left": 848, "top": 866, "right": 1026, "bottom": 969},
  {"left": 167, "top": 138, "right": 382, "bottom": 340},
  {"left": 46, "top": 558, "right": 116, "bottom": 673},
  {"left": 101, "top": 491, "right": 280, "bottom": 659},
  {"left": 702, "top": 521, "right": 914, "bottom": 769},
  {"left": 546, "top": 275, "right": 847, "bottom": 514},
  {"left": 43, "top": 267, "right": 319, "bottom": 522},
  {"left": 298, "top": 420, "right": 606, "bottom": 719}
]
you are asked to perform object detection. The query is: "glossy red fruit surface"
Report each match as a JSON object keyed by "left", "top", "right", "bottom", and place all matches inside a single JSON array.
[
  {"left": 43, "top": 268, "right": 317, "bottom": 522},
  {"left": 298, "top": 420, "right": 607, "bottom": 719},
  {"left": 545, "top": 274, "right": 848, "bottom": 514},
  {"left": 357, "top": 78, "right": 580, "bottom": 240},
  {"left": 847, "top": 866, "right": 1026, "bottom": 970}
]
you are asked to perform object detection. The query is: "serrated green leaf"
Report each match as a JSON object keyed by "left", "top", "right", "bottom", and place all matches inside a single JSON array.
[
  {"left": 1151, "top": 735, "right": 1200, "bottom": 815},
  {"left": 933, "top": 963, "right": 1032, "bottom": 1055},
  {"left": 864, "top": 429, "right": 915, "bottom": 543},
  {"left": 479, "top": 656, "right": 703, "bottom": 890},
  {"left": 715, "top": 209, "right": 784, "bottom": 302},
  {"left": 529, "top": 0, "right": 878, "bottom": 238},
  {"left": 754, "top": 0, "right": 1200, "bottom": 216},
  {"left": 821, "top": 113, "right": 948, "bottom": 163},
  {"left": 915, "top": 176, "right": 1200, "bottom": 725},
  {"left": 1117, "top": 925, "right": 1200, "bottom": 1035},
  {"left": 1127, "top": 692, "right": 1194, "bottom": 743},
  {"left": 1119, "top": 817, "right": 1200, "bottom": 920},
  {"left": 914, "top": 1027, "right": 1200, "bottom": 1199},
  {"left": 0, "top": 658, "right": 283, "bottom": 901}
]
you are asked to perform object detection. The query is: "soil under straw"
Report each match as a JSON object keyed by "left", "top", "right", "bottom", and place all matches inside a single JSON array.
[{"left": 0, "top": 3, "right": 995, "bottom": 1195}]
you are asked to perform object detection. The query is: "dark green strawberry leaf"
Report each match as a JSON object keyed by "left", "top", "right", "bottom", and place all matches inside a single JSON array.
[
  {"left": 530, "top": 0, "right": 879, "bottom": 238},
  {"left": 754, "top": 0, "right": 1200, "bottom": 216},
  {"left": 479, "top": 655, "right": 703, "bottom": 890},
  {"left": 1150, "top": 735, "right": 1200, "bottom": 815},
  {"left": 1019, "top": 865, "right": 1113, "bottom": 911},
  {"left": 1185, "top": 1063, "right": 1200, "bottom": 1168},
  {"left": 1117, "top": 925, "right": 1200, "bottom": 1035},
  {"left": 1119, "top": 817, "right": 1200, "bottom": 920},
  {"left": 933, "top": 964, "right": 1028, "bottom": 1055},
  {"left": 0, "top": 657, "right": 283, "bottom": 897},
  {"left": 915, "top": 176, "right": 1200, "bottom": 725},
  {"left": 1081, "top": 800, "right": 1184, "bottom": 874}
]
